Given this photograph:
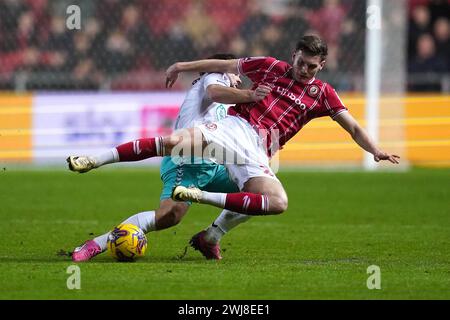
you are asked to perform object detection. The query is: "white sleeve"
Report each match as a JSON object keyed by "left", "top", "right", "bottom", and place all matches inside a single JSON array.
[{"left": 203, "top": 73, "right": 230, "bottom": 91}]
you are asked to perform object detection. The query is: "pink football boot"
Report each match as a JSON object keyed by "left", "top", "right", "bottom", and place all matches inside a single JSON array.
[
  {"left": 72, "top": 240, "right": 102, "bottom": 262},
  {"left": 190, "top": 231, "right": 222, "bottom": 260}
]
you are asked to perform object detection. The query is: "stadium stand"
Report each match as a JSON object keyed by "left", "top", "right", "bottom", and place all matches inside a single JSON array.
[{"left": 0, "top": 0, "right": 448, "bottom": 91}]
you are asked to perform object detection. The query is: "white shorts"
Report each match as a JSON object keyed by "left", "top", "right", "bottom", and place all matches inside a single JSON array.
[{"left": 197, "top": 116, "right": 279, "bottom": 190}]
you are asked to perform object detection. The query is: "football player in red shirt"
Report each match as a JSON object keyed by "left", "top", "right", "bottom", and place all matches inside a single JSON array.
[
  {"left": 163, "top": 35, "right": 400, "bottom": 216},
  {"left": 68, "top": 35, "right": 399, "bottom": 259}
]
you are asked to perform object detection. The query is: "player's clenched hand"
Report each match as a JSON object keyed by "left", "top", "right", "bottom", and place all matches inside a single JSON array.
[
  {"left": 165, "top": 63, "right": 179, "bottom": 88},
  {"left": 251, "top": 84, "right": 272, "bottom": 102},
  {"left": 374, "top": 151, "right": 400, "bottom": 164}
]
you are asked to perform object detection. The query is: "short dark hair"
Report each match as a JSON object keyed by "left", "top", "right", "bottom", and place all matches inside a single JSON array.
[
  {"left": 200, "top": 53, "right": 237, "bottom": 75},
  {"left": 295, "top": 35, "right": 328, "bottom": 60}
]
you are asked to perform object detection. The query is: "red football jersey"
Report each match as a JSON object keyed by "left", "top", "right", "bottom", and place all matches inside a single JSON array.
[{"left": 228, "top": 56, "right": 348, "bottom": 156}]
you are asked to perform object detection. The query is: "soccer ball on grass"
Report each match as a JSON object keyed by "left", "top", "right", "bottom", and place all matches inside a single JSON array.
[{"left": 107, "top": 223, "right": 147, "bottom": 262}]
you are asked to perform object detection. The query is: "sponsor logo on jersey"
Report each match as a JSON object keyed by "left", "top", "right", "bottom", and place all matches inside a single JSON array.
[
  {"left": 276, "top": 86, "right": 303, "bottom": 106},
  {"left": 192, "top": 77, "right": 201, "bottom": 86}
]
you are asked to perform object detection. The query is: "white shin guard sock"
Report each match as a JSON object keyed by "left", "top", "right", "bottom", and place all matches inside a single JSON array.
[
  {"left": 92, "top": 233, "right": 110, "bottom": 252},
  {"left": 94, "top": 149, "right": 120, "bottom": 167},
  {"left": 201, "top": 191, "right": 227, "bottom": 207},
  {"left": 204, "top": 209, "right": 251, "bottom": 244},
  {"left": 93, "top": 211, "right": 156, "bottom": 251}
]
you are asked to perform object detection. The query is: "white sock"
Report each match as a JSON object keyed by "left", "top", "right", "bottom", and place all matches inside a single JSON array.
[
  {"left": 92, "top": 233, "right": 110, "bottom": 252},
  {"left": 93, "top": 149, "right": 119, "bottom": 167},
  {"left": 93, "top": 211, "right": 156, "bottom": 251},
  {"left": 204, "top": 209, "right": 251, "bottom": 244},
  {"left": 201, "top": 191, "right": 226, "bottom": 207}
]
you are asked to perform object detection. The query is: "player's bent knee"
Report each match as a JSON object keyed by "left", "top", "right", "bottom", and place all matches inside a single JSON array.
[
  {"left": 155, "top": 203, "right": 187, "bottom": 230},
  {"left": 269, "top": 195, "right": 288, "bottom": 214},
  {"left": 166, "top": 206, "right": 186, "bottom": 226},
  {"left": 163, "top": 134, "right": 183, "bottom": 152}
]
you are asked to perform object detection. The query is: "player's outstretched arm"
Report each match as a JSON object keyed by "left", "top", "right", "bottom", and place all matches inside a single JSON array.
[
  {"left": 166, "top": 59, "right": 239, "bottom": 88},
  {"left": 335, "top": 112, "right": 400, "bottom": 164},
  {"left": 207, "top": 84, "right": 272, "bottom": 104}
]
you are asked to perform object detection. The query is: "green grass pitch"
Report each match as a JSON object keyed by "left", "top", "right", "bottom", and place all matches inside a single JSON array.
[{"left": 0, "top": 167, "right": 449, "bottom": 299}]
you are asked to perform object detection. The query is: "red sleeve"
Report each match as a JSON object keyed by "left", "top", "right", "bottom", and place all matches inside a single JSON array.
[
  {"left": 324, "top": 84, "right": 348, "bottom": 119},
  {"left": 237, "top": 56, "right": 278, "bottom": 83}
]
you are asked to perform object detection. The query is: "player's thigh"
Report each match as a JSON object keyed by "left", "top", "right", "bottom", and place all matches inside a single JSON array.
[
  {"left": 227, "top": 162, "right": 283, "bottom": 195},
  {"left": 203, "top": 165, "right": 240, "bottom": 194},
  {"left": 243, "top": 176, "right": 287, "bottom": 198},
  {"left": 163, "top": 127, "right": 206, "bottom": 154},
  {"left": 159, "top": 157, "right": 196, "bottom": 200},
  {"left": 160, "top": 156, "right": 219, "bottom": 202},
  {"left": 198, "top": 116, "right": 265, "bottom": 165}
]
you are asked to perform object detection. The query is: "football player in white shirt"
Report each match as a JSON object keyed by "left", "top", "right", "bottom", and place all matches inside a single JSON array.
[{"left": 69, "top": 54, "right": 271, "bottom": 261}]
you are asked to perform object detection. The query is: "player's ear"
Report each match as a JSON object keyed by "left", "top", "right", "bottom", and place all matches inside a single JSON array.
[{"left": 319, "top": 60, "right": 326, "bottom": 70}]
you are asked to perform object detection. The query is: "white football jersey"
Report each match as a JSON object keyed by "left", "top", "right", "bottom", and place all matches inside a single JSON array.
[{"left": 174, "top": 73, "right": 232, "bottom": 130}]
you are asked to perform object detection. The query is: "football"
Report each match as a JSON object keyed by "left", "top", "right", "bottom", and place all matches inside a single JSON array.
[{"left": 107, "top": 224, "right": 148, "bottom": 262}]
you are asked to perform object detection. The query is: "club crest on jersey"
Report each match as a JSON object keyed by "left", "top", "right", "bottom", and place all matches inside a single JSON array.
[
  {"left": 216, "top": 104, "right": 227, "bottom": 121},
  {"left": 308, "top": 85, "right": 320, "bottom": 98},
  {"left": 205, "top": 123, "right": 217, "bottom": 131}
]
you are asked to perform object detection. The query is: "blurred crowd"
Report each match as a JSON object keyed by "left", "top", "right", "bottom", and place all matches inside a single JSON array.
[
  {"left": 408, "top": 0, "right": 450, "bottom": 91},
  {"left": 0, "top": 0, "right": 448, "bottom": 91},
  {"left": 0, "top": 0, "right": 366, "bottom": 90}
]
